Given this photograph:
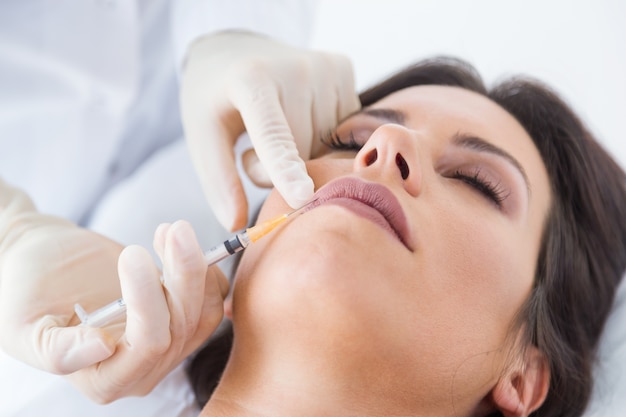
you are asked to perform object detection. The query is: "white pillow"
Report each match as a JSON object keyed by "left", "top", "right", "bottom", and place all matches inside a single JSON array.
[{"left": 584, "top": 272, "right": 626, "bottom": 416}]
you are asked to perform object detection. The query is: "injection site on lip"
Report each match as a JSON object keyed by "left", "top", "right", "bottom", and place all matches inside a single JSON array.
[{"left": 305, "top": 177, "right": 412, "bottom": 250}]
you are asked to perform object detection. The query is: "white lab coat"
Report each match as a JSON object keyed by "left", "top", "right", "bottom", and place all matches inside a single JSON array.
[
  {"left": 0, "top": 0, "right": 314, "bottom": 224},
  {"left": 0, "top": 0, "right": 314, "bottom": 416}
]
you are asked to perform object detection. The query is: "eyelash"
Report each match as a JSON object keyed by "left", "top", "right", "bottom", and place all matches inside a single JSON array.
[
  {"left": 322, "top": 131, "right": 362, "bottom": 151},
  {"left": 322, "top": 131, "right": 510, "bottom": 208},
  {"left": 452, "top": 168, "right": 510, "bottom": 207}
]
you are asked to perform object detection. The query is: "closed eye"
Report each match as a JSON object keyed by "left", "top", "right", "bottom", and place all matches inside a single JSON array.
[
  {"left": 322, "top": 131, "right": 362, "bottom": 151},
  {"left": 453, "top": 168, "right": 510, "bottom": 208}
]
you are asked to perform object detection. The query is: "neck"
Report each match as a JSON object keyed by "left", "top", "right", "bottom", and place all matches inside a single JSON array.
[
  {"left": 201, "top": 347, "right": 362, "bottom": 417},
  {"left": 199, "top": 339, "right": 476, "bottom": 417}
]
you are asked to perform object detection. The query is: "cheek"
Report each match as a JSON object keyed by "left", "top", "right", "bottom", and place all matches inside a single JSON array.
[
  {"left": 421, "top": 204, "right": 535, "bottom": 341},
  {"left": 230, "top": 157, "right": 359, "bottom": 332},
  {"left": 235, "top": 206, "right": 407, "bottom": 309},
  {"left": 232, "top": 204, "right": 416, "bottom": 343}
]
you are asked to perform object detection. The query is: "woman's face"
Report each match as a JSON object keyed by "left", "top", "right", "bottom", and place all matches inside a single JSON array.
[{"left": 232, "top": 85, "right": 551, "bottom": 411}]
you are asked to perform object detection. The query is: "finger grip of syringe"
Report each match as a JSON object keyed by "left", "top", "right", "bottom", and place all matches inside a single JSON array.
[
  {"left": 75, "top": 234, "right": 252, "bottom": 327},
  {"left": 204, "top": 232, "right": 250, "bottom": 265},
  {"left": 75, "top": 298, "right": 126, "bottom": 327}
]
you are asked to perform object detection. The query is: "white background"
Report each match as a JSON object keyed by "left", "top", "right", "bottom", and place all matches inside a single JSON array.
[{"left": 310, "top": 0, "right": 626, "bottom": 169}]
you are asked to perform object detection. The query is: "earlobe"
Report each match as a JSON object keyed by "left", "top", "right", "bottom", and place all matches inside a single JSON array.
[{"left": 491, "top": 346, "right": 550, "bottom": 417}]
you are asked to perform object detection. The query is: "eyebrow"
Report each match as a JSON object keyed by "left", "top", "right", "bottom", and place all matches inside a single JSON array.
[
  {"left": 360, "top": 107, "right": 406, "bottom": 125},
  {"left": 453, "top": 132, "right": 531, "bottom": 195}
]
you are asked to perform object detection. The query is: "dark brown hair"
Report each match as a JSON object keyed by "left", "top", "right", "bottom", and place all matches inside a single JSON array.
[{"left": 187, "top": 57, "right": 626, "bottom": 416}]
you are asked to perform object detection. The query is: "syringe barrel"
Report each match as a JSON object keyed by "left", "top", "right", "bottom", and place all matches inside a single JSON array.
[
  {"left": 79, "top": 298, "right": 127, "bottom": 327},
  {"left": 77, "top": 229, "right": 257, "bottom": 328}
]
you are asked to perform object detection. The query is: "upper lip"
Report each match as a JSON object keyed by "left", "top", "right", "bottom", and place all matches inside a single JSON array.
[{"left": 304, "top": 177, "right": 413, "bottom": 250}]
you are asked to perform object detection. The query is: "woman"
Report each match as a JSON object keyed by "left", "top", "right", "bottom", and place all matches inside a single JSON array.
[{"left": 188, "top": 57, "right": 626, "bottom": 416}]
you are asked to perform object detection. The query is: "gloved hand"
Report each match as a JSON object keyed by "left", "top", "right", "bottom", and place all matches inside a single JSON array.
[
  {"left": 0, "top": 180, "right": 228, "bottom": 402},
  {"left": 180, "top": 30, "right": 360, "bottom": 231}
]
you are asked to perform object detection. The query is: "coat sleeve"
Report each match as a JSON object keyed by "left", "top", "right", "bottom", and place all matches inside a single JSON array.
[{"left": 171, "top": 0, "right": 318, "bottom": 74}]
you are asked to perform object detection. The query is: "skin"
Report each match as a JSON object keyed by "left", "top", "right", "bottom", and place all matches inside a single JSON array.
[{"left": 201, "top": 85, "right": 552, "bottom": 417}]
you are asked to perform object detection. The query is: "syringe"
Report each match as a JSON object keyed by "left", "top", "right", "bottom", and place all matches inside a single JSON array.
[{"left": 74, "top": 204, "right": 308, "bottom": 327}]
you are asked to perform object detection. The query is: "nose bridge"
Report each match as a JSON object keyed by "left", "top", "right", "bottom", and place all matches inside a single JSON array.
[{"left": 353, "top": 124, "right": 422, "bottom": 197}]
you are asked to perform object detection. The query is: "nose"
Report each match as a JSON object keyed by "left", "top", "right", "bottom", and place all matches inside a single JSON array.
[{"left": 353, "top": 124, "right": 422, "bottom": 197}]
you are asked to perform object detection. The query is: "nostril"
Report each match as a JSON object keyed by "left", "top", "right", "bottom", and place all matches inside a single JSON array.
[
  {"left": 365, "top": 149, "right": 378, "bottom": 166},
  {"left": 396, "top": 153, "right": 409, "bottom": 180}
]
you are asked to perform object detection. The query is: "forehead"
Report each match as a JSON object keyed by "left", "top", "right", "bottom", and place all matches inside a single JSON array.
[{"left": 367, "top": 85, "right": 526, "bottom": 139}]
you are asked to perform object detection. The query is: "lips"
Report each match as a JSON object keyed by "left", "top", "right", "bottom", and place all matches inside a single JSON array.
[{"left": 304, "top": 177, "right": 412, "bottom": 251}]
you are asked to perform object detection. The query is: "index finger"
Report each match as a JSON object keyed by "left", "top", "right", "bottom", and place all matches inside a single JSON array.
[
  {"left": 81, "top": 246, "right": 171, "bottom": 402},
  {"left": 229, "top": 77, "right": 314, "bottom": 208}
]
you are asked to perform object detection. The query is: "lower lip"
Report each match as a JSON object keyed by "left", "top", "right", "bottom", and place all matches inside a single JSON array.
[{"left": 319, "top": 198, "right": 402, "bottom": 243}]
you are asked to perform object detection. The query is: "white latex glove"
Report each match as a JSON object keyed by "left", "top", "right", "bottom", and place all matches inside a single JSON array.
[
  {"left": 0, "top": 180, "right": 228, "bottom": 402},
  {"left": 180, "top": 30, "right": 360, "bottom": 231}
]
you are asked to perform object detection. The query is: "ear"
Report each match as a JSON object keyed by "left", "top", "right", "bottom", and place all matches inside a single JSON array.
[{"left": 491, "top": 345, "right": 550, "bottom": 417}]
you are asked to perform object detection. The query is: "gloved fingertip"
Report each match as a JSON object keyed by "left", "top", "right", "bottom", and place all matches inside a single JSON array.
[
  {"left": 170, "top": 220, "right": 199, "bottom": 256},
  {"left": 206, "top": 181, "right": 249, "bottom": 232},
  {"left": 243, "top": 150, "right": 314, "bottom": 208},
  {"left": 213, "top": 203, "right": 248, "bottom": 232},
  {"left": 155, "top": 223, "right": 171, "bottom": 241},
  {"left": 282, "top": 178, "right": 315, "bottom": 209},
  {"left": 119, "top": 245, "right": 154, "bottom": 276},
  {"left": 153, "top": 223, "right": 171, "bottom": 258}
]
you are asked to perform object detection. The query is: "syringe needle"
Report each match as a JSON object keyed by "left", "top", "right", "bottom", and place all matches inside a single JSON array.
[{"left": 245, "top": 201, "right": 312, "bottom": 242}]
